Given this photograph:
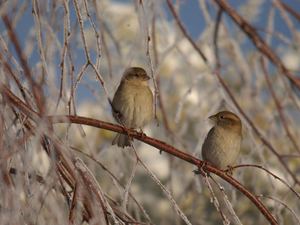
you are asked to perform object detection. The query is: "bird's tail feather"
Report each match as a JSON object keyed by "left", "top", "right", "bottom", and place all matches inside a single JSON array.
[{"left": 112, "top": 134, "right": 131, "bottom": 148}]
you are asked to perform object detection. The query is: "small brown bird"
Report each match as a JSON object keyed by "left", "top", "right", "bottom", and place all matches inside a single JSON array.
[
  {"left": 201, "top": 111, "right": 242, "bottom": 170},
  {"left": 111, "top": 67, "right": 153, "bottom": 147},
  {"left": 201, "top": 111, "right": 243, "bottom": 224}
]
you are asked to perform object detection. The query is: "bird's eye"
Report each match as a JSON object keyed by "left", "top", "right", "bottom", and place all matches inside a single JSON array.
[{"left": 220, "top": 115, "right": 225, "bottom": 119}]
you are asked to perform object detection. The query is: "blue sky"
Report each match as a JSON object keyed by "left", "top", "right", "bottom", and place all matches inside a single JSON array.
[
  {"left": 172, "top": 0, "right": 300, "bottom": 41},
  {"left": 2, "top": 0, "right": 300, "bottom": 61}
]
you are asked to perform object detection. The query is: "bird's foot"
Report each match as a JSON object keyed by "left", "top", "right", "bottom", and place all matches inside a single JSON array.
[
  {"left": 194, "top": 161, "right": 209, "bottom": 176},
  {"left": 138, "top": 128, "right": 147, "bottom": 137},
  {"left": 224, "top": 165, "right": 234, "bottom": 175}
]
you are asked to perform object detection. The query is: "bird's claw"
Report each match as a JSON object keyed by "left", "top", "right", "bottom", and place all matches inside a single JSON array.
[
  {"left": 194, "top": 161, "right": 209, "bottom": 176},
  {"left": 224, "top": 165, "right": 234, "bottom": 175},
  {"left": 138, "top": 128, "right": 147, "bottom": 137}
]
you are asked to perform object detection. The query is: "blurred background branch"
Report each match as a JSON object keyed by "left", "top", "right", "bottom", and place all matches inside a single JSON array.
[{"left": 0, "top": 0, "right": 299, "bottom": 224}]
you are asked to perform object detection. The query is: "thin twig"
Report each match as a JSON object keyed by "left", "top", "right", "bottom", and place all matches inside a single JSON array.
[
  {"left": 258, "top": 195, "right": 300, "bottom": 225},
  {"left": 166, "top": 0, "right": 208, "bottom": 63},
  {"left": 278, "top": 1, "right": 300, "bottom": 22},
  {"left": 71, "top": 147, "right": 153, "bottom": 224},
  {"left": 260, "top": 57, "right": 300, "bottom": 153},
  {"left": 213, "top": 0, "right": 300, "bottom": 91},
  {"left": 231, "top": 164, "right": 300, "bottom": 200}
]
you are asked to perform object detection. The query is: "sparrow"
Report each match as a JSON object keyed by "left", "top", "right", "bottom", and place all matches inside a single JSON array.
[
  {"left": 201, "top": 111, "right": 243, "bottom": 224},
  {"left": 111, "top": 67, "right": 153, "bottom": 147},
  {"left": 201, "top": 111, "right": 242, "bottom": 170}
]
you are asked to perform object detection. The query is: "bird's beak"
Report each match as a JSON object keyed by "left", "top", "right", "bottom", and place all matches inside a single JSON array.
[
  {"left": 208, "top": 114, "right": 217, "bottom": 123},
  {"left": 145, "top": 74, "right": 151, "bottom": 80}
]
